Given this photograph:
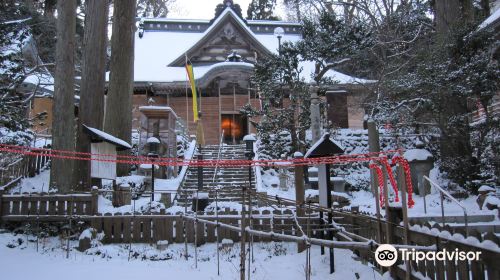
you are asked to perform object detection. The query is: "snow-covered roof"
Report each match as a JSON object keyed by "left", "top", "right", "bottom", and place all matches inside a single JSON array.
[
  {"left": 131, "top": 6, "right": 373, "bottom": 86},
  {"left": 138, "top": 105, "right": 179, "bottom": 119},
  {"left": 168, "top": 8, "right": 273, "bottom": 66},
  {"left": 83, "top": 125, "right": 132, "bottom": 150},
  {"left": 22, "top": 72, "right": 54, "bottom": 94},
  {"left": 305, "top": 133, "right": 345, "bottom": 158},
  {"left": 479, "top": 8, "right": 500, "bottom": 29}
]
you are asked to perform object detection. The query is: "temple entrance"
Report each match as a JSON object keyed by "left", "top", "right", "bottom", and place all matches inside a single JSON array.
[{"left": 221, "top": 114, "right": 248, "bottom": 144}]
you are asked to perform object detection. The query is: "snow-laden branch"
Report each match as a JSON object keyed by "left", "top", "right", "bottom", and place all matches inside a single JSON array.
[
  {"left": 314, "top": 58, "right": 352, "bottom": 82},
  {"left": 391, "top": 97, "right": 431, "bottom": 113},
  {"left": 0, "top": 18, "right": 32, "bottom": 25}
]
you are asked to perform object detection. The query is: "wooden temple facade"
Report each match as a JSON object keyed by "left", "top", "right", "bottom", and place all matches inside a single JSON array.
[{"left": 130, "top": 0, "right": 372, "bottom": 144}]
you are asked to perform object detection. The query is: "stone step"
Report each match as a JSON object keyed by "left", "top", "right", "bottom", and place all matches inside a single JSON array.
[
  {"left": 175, "top": 143, "right": 255, "bottom": 207},
  {"left": 184, "top": 176, "right": 254, "bottom": 181}
]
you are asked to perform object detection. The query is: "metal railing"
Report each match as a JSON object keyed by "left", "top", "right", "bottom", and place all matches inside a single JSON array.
[
  {"left": 423, "top": 175, "right": 469, "bottom": 236},
  {"left": 212, "top": 129, "right": 225, "bottom": 185}
]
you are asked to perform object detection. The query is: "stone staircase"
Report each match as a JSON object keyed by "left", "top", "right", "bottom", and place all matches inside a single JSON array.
[{"left": 175, "top": 144, "right": 255, "bottom": 208}]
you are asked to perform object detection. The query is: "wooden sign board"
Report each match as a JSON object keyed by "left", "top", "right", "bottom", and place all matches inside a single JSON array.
[
  {"left": 318, "top": 165, "right": 329, "bottom": 207},
  {"left": 91, "top": 142, "right": 117, "bottom": 180}
]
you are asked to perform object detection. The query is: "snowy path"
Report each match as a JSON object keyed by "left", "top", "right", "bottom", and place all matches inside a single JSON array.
[{"left": 0, "top": 233, "right": 384, "bottom": 280}]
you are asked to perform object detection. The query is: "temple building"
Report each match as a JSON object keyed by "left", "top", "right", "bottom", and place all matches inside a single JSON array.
[
  {"left": 130, "top": 0, "right": 373, "bottom": 144},
  {"left": 27, "top": 0, "right": 374, "bottom": 144}
]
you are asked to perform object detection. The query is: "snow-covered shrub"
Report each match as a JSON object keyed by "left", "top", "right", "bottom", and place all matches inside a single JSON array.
[
  {"left": 331, "top": 128, "right": 432, "bottom": 191},
  {"left": 257, "top": 130, "right": 293, "bottom": 161}
]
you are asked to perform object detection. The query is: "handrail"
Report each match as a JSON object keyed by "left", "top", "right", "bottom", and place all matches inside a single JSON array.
[
  {"left": 172, "top": 139, "right": 197, "bottom": 204},
  {"left": 212, "top": 129, "right": 225, "bottom": 184},
  {"left": 423, "top": 175, "right": 468, "bottom": 236}
]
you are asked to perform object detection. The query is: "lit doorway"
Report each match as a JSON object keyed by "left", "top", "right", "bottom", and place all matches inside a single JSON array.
[{"left": 221, "top": 114, "right": 248, "bottom": 144}]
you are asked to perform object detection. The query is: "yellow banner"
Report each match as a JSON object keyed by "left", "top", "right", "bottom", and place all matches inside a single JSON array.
[{"left": 185, "top": 62, "right": 199, "bottom": 122}]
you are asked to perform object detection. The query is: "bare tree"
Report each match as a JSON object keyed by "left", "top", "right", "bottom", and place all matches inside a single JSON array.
[
  {"left": 136, "top": 0, "right": 175, "bottom": 17},
  {"left": 50, "top": 0, "right": 76, "bottom": 193},
  {"left": 104, "top": 0, "right": 136, "bottom": 176},
  {"left": 74, "top": 0, "right": 109, "bottom": 190}
]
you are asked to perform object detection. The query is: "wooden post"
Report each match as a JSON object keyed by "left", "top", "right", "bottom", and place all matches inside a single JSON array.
[
  {"left": 28, "top": 150, "right": 37, "bottom": 177},
  {"left": 382, "top": 163, "right": 395, "bottom": 277},
  {"left": 0, "top": 188, "right": 3, "bottom": 223},
  {"left": 91, "top": 186, "right": 98, "bottom": 215},
  {"left": 294, "top": 151, "right": 306, "bottom": 253},
  {"left": 398, "top": 164, "right": 411, "bottom": 279},
  {"left": 367, "top": 120, "right": 382, "bottom": 243},
  {"left": 240, "top": 185, "right": 246, "bottom": 280}
]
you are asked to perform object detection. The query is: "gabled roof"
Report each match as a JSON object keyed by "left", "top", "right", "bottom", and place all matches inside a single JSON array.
[
  {"left": 305, "top": 133, "right": 345, "bottom": 158},
  {"left": 83, "top": 125, "right": 132, "bottom": 150},
  {"left": 168, "top": 7, "right": 273, "bottom": 66},
  {"left": 131, "top": 6, "right": 374, "bottom": 86}
]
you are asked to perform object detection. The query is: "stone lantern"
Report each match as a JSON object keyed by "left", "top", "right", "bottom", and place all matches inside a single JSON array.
[{"left": 403, "top": 141, "right": 434, "bottom": 196}]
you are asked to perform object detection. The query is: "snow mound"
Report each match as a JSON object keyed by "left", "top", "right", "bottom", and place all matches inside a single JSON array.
[{"left": 403, "top": 149, "right": 433, "bottom": 162}]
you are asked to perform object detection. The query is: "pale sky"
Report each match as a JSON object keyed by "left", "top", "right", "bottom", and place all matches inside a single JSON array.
[{"left": 170, "top": 0, "right": 253, "bottom": 19}]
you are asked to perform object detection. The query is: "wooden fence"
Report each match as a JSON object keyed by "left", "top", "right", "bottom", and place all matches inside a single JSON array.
[
  {"left": 332, "top": 210, "right": 500, "bottom": 280},
  {"left": 0, "top": 189, "right": 98, "bottom": 219},
  {"left": 0, "top": 149, "right": 50, "bottom": 190},
  {"left": 0, "top": 191, "right": 499, "bottom": 279},
  {"left": 89, "top": 209, "right": 323, "bottom": 245}
]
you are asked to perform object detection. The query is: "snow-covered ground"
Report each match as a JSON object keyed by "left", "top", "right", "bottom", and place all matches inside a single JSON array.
[
  {"left": 348, "top": 190, "right": 497, "bottom": 218},
  {"left": 259, "top": 170, "right": 497, "bottom": 219},
  {"left": 10, "top": 140, "right": 198, "bottom": 214},
  {"left": 9, "top": 168, "right": 52, "bottom": 193},
  {"left": 12, "top": 167, "right": 497, "bottom": 219},
  {"left": 0, "top": 232, "right": 384, "bottom": 280}
]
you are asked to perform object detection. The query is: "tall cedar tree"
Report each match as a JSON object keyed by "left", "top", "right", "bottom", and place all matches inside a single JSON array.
[
  {"left": 74, "top": 0, "right": 109, "bottom": 190},
  {"left": 50, "top": 0, "right": 77, "bottom": 192},
  {"left": 104, "top": 0, "right": 136, "bottom": 176}
]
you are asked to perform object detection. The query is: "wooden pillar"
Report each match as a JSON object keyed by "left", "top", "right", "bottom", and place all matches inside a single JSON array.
[
  {"left": 398, "top": 164, "right": 411, "bottom": 279},
  {"left": 0, "top": 188, "right": 3, "bottom": 223},
  {"left": 91, "top": 186, "right": 98, "bottom": 215},
  {"left": 367, "top": 120, "right": 382, "bottom": 243},
  {"left": 294, "top": 152, "right": 306, "bottom": 253}
]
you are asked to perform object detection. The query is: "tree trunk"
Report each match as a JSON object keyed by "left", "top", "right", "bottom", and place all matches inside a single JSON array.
[
  {"left": 434, "top": 0, "right": 475, "bottom": 36},
  {"left": 74, "top": 0, "right": 109, "bottom": 190},
  {"left": 480, "top": 0, "right": 491, "bottom": 18},
  {"left": 438, "top": 92, "right": 476, "bottom": 185},
  {"left": 50, "top": 0, "right": 76, "bottom": 193},
  {"left": 104, "top": 0, "right": 136, "bottom": 177},
  {"left": 44, "top": 0, "right": 57, "bottom": 17}
]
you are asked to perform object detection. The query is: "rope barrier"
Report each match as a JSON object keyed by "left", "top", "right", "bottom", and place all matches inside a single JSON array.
[
  {"left": 392, "top": 156, "right": 415, "bottom": 207},
  {"left": 380, "top": 158, "right": 400, "bottom": 202},
  {"left": 0, "top": 143, "right": 402, "bottom": 162},
  {"left": 369, "top": 163, "right": 386, "bottom": 206},
  {"left": 0, "top": 144, "right": 404, "bottom": 167}
]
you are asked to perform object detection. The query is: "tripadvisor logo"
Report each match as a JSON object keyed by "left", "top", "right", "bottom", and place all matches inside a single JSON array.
[
  {"left": 375, "top": 244, "right": 482, "bottom": 267},
  {"left": 375, "top": 244, "right": 398, "bottom": 267}
]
